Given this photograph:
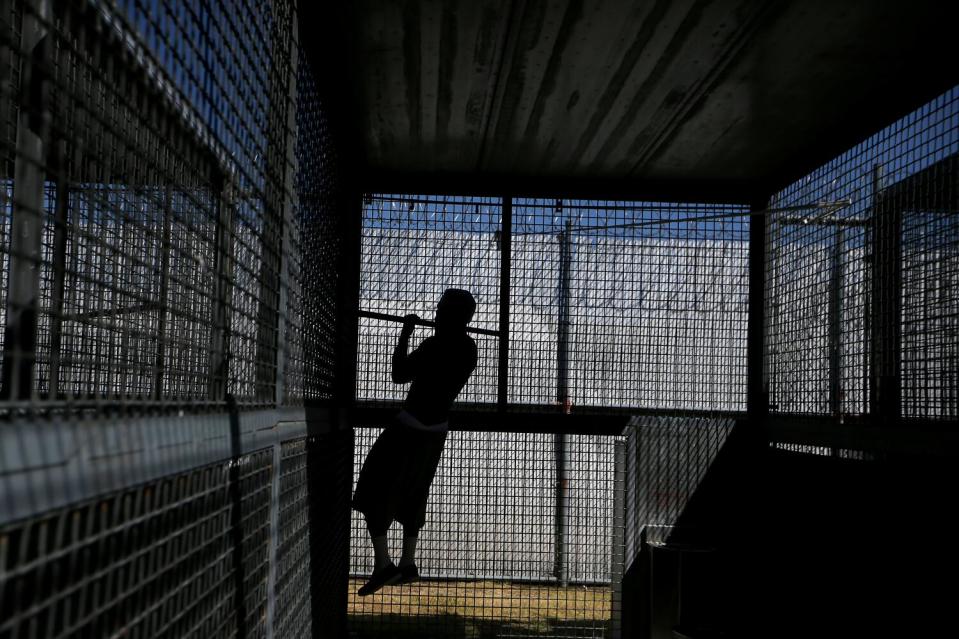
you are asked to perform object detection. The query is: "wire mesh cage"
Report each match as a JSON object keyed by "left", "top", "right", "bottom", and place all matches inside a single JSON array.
[
  {"left": 350, "top": 193, "right": 752, "bottom": 637},
  {"left": 1, "top": 0, "right": 956, "bottom": 637},
  {"left": 357, "top": 194, "right": 502, "bottom": 406},
  {"left": 509, "top": 199, "right": 748, "bottom": 412},
  {"left": 1, "top": 1, "right": 347, "bottom": 638},
  {"left": 766, "top": 86, "right": 959, "bottom": 421},
  {"left": 0, "top": 0, "right": 339, "bottom": 412},
  {"left": 349, "top": 426, "right": 625, "bottom": 639},
  {"left": 356, "top": 195, "right": 750, "bottom": 414}
]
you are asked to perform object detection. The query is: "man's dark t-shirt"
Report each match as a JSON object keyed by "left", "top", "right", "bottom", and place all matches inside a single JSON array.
[{"left": 392, "top": 332, "right": 477, "bottom": 425}]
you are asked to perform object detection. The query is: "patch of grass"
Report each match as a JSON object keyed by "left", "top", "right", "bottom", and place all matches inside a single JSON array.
[{"left": 348, "top": 578, "right": 611, "bottom": 638}]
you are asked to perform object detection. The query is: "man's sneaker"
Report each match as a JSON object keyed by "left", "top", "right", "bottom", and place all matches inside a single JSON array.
[
  {"left": 396, "top": 563, "right": 419, "bottom": 585},
  {"left": 358, "top": 563, "right": 400, "bottom": 596}
]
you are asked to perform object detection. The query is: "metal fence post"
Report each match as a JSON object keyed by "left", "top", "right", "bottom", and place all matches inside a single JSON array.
[
  {"left": 152, "top": 186, "right": 173, "bottom": 400},
  {"left": 869, "top": 165, "right": 902, "bottom": 423},
  {"left": 209, "top": 173, "right": 236, "bottom": 403},
  {"left": 47, "top": 138, "right": 71, "bottom": 398},
  {"left": 747, "top": 198, "right": 769, "bottom": 422},
  {"left": 497, "top": 195, "right": 512, "bottom": 409},
  {"left": 274, "top": 1, "right": 299, "bottom": 408},
  {"left": 611, "top": 436, "right": 627, "bottom": 639},
  {"left": 554, "top": 215, "right": 573, "bottom": 585}
]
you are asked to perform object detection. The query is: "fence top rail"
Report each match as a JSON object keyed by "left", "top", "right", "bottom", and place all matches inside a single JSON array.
[{"left": 351, "top": 402, "right": 746, "bottom": 435}]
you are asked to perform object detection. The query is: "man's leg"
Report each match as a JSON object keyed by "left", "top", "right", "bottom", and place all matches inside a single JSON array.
[
  {"left": 358, "top": 518, "right": 399, "bottom": 596},
  {"left": 371, "top": 534, "right": 392, "bottom": 571},
  {"left": 395, "top": 526, "right": 420, "bottom": 584},
  {"left": 399, "top": 527, "right": 418, "bottom": 567},
  {"left": 366, "top": 516, "right": 392, "bottom": 569}
]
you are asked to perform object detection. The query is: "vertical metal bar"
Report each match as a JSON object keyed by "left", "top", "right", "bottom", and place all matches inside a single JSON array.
[
  {"left": 266, "top": 442, "right": 282, "bottom": 639},
  {"left": 497, "top": 195, "right": 512, "bottom": 409},
  {"left": 332, "top": 191, "right": 363, "bottom": 414},
  {"left": 554, "top": 214, "right": 572, "bottom": 585},
  {"left": 863, "top": 165, "right": 879, "bottom": 415},
  {"left": 747, "top": 198, "right": 769, "bottom": 421},
  {"left": 553, "top": 433, "right": 569, "bottom": 585},
  {"left": 47, "top": 139, "right": 70, "bottom": 398},
  {"left": 255, "top": 1, "right": 295, "bottom": 404},
  {"left": 274, "top": 4, "right": 299, "bottom": 408},
  {"left": 557, "top": 216, "right": 572, "bottom": 406},
  {"left": 153, "top": 186, "right": 173, "bottom": 400},
  {"left": 1, "top": 0, "right": 50, "bottom": 401},
  {"left": 869, "top": 165, "right": 902, "bottom": 423},
  {"left": 828, "top": 226, "right": 843, "bottom": 417},
  {"left": 209, "top": 175, "right": 235, "bottom": 403},
  {"left": 611, "top": 437, "right": 626, "bottom": 639},
  {"left": 227, "top": 396, "right": 249, "bottom": 639}
]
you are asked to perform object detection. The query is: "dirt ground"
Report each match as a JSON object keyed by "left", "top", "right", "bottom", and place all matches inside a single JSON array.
[{"left": 348, "top": 578, "right": 612, "bottom": 638}]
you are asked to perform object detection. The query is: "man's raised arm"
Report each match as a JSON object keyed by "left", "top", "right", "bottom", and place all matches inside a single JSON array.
[{"left": 391, "top": 314, "right": 419, "bottom": 383}]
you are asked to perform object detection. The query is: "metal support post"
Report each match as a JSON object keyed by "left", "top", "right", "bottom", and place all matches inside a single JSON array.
[
  {"left": 554, "top": 214, "right": 572, "bottom": 585},
  {"left": 611, "top": 437, "right": 626, "bottom": 639},
  {"left": 869, "top": 164, "right": 901, "bottom": 423},
  {"left": 497, "top": 195, "right": 512, "bottom": 409},
  {"left": 153, "top": 185, "right": 173, "bottom": 400},
  {"left": 47, "top": 139, "right": 71, "bottom": 398},
  {"left": 828, "top": 226, "right": 844, "bottom": 418},
  {"left": 274, "top": 4, "right": 299, "bottom": 407},
  {"left": 747, "top": 198, "right": 769, "bottom": 422},
  {"left": 209, "top": 174, "right": 236, "bottom": 403}
]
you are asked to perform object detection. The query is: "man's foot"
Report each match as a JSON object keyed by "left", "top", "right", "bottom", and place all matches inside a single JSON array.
[
  {"left": 396, "top": 563, "right": 419, "bottom": 585},
  {"left": 358, "top": 563, "right": 400, "bottom": 596}
]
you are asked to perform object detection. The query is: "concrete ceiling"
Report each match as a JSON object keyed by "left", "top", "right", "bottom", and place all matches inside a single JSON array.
[{"left": 305, "top": 0, "right": 959, "bottom": 200}]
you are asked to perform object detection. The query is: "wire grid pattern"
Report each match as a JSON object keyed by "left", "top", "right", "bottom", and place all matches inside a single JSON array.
[
  {"left": 283, "top": 55, "right": 343, "bottom": 403},
  {"left": 0, "top": 0, "right": 308, "bottom": 409},
  {"left": 621, "top": 416, "right": 734, "bottom": 565},
  {"left": 348, "top": 427, "right": 620, "bottom": 639},
  {"left": 357, "top": 194, "right": 502, "bottom": 404},
  {"left": 1, "top": 0, "right": 337, "bottom": 637},
  {"left": 897, "top": 157, "right": 958, "bottom": 420},
  {"left": 0, "top": 448, "right": 276, "bottom": 639},
  {"left": 510, "top": 199, "right": 748, "bottom": 411},
  {"left": 356, "top": 195, "right": 749, "bottom": 412},
  {"left": 275, "top": 438, "right": 312, "bottom": 639},
  {"left": 766, "top": 86, "right": 958, "bottom": 419}
]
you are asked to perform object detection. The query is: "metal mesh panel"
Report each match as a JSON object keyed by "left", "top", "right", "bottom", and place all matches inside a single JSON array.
[
  {"left": 357, "top": 195, "right": 501, "bottom": 405},
  {"left": 621, "top": 416, "right": 734, "bottom": 565},
  {"left": 511, "top": 199, "right": 749, "bottom": 411},
  {"left": 348, "top": 427, "right": 622, "bottom": 639},
  {"left": 767, "top": 85, "right": 959, "bottom": 420},
  {"left": 0, "top": 0, "right": 311, "bottom": 410},
  {"left": 2, "top": 0, "right": 345, "bottom": 636},
  {"left": 235, "top": 448, "right": 273, "bottom": 637},
  {"left": 283, "top": 55, "right": 342, "bottom": 403},
  {"left": 116, "top": 0, "right": 297, "bottom": 405},
  {"left": 356, "top": 195, "right": 749, "bottom": 413},
  {"left": 897, "top": 158, "right": 958, "bottom": 420},
  {"left": 0, "top": 451, "right": 278, "bottom": 639},
  {"left": 275, "top": 438, "right": 312, "bottom": 639}
]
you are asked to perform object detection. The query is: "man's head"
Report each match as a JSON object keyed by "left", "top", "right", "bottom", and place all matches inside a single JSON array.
[{"left": 435, "top": 288, "right": 476, "bottom": 330}]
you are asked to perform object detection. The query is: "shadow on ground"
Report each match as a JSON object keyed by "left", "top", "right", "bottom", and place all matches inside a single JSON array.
[{"left": 349, "top": 613, "right": 610, "bottom": 639}]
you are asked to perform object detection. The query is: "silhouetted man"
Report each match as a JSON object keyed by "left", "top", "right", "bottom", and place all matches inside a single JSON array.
[{"left": 352, "top": 288, "right": 478, "bottom": 596}]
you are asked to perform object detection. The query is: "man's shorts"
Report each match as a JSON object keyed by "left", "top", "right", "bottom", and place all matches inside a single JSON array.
[{"left": 352, "top": 419, "right": 448, "bottom": 533}]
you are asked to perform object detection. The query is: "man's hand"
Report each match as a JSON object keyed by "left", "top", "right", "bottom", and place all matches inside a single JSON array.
[{"left": 401, "top": 314, "right": 419, "bottom": 339}]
